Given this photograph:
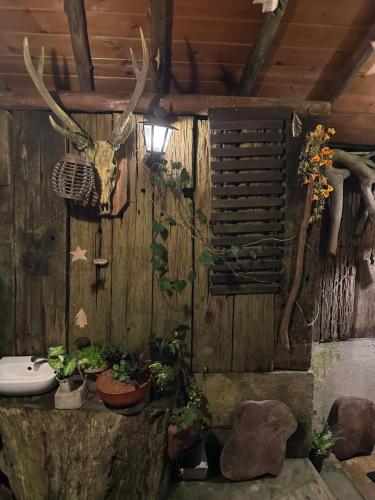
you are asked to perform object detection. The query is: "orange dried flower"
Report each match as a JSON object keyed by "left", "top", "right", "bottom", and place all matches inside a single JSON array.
[{"left": 311, "top": 155, "right": 320, "bottom": 163}]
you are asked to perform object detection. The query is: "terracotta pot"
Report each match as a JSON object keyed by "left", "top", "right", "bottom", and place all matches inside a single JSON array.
[
  {"left": 96, "top": 370, "right": 152, "bottom": 407},
  {"left": 167, "top": 421, "right": 201, "bottom": 461}
]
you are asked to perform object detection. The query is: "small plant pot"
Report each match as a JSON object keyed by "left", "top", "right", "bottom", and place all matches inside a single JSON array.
[
  {"left": 167, "top": 422, "right": 201, "bottom": 461},
  {"left": 182, "top": 438, "right": 206, "bottom": 468},
  {"left": 58, "top": 377, "right": 73, "bottom": 393},
  {"left": 84, "top": 367, "right": 106, "bottom": 392},
  {"left": 309, "top": 449, "right": 327, "bottom": 473},
  {"left": 96, "top": 370, "right": 152, "bottom": 407}
]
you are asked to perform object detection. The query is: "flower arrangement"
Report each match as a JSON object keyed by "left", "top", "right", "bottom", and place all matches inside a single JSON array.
[{"left": 297, "top": 124, "right": 336, "bottom": 222}]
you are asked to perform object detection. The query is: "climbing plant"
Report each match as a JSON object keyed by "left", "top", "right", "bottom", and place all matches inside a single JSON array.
[{"left": 148, "top": 160, "right": 258, "bottom": 295}]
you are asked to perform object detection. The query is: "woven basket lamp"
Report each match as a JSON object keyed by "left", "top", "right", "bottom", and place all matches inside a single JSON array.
[{"left": 52, "top": 153, "right": 97, "bottom": 204}]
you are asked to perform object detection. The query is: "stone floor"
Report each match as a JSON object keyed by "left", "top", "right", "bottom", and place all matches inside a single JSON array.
[{"left": 167, "top": 458, "right": 336, "bottom": 499}]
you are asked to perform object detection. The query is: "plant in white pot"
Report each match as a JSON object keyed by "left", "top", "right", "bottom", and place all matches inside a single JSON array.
[{"left": 47, "top": 346, "right": 77, "bottom": 392}]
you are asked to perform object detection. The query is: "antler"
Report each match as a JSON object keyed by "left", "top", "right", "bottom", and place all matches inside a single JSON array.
[
  {"left": 23, "top": 37, "right": 92, "bottom": 150},
  {"left": 107, "top": 28, "right": 149, "bottom": 147}
]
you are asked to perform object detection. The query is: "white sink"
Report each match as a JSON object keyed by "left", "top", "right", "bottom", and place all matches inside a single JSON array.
[{"left": 0, "top": 356, "right": 57, "bottom": 396}]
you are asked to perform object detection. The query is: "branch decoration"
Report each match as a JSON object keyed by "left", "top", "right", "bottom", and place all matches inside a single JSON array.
[
  {"left": 278, "top": 124, "right": 336, "bottom": 352},
  {"left": 297, "top": 124, "right": 336, "bottom": 223}
]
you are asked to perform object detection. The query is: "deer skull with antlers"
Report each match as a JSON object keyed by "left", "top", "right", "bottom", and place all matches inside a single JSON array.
[{"left": 23, "top": 29, "right": 149, "bottom": 215}]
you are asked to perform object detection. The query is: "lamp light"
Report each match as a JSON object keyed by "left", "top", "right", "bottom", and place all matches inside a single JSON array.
[{"left": 142, "top": 101, "right": 177, "bottom": 166}]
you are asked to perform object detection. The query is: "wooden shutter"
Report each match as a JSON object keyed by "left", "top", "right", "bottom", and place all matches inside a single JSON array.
[{"left": 208, "top": 106, "right": 293, "bottom": 295}]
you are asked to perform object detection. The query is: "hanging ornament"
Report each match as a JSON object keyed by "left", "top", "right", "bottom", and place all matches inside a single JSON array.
[
  {"left": 75, "top": 308, "right": 88, "bottom": 329},
  {"left": 52, "top": 153, "right": 98, "bottom": 206},
  {"left": 70, "top": 245, "right": 88, "bottom": 263},
  {"left": 253, "top": 0, "right": 278, "bottom": 13},
  {"left": 292, "top": 112, "right": 303, "bottom": 138}
]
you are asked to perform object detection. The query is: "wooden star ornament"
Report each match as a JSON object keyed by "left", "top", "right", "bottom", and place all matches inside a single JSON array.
[{"left": 70, "top": 246, "right": 88, "bottom": 263}]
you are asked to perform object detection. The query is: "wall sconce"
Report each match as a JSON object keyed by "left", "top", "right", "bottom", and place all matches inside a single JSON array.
[{"left": 142, "top": 101, "right": 177, "bottom": 168}]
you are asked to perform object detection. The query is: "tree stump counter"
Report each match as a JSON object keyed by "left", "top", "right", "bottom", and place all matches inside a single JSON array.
[{"left": 0, "top": 391, "right": 173, "bottom": 500}]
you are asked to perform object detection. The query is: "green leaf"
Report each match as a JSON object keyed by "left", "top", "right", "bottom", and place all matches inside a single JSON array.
[
  {"left": 152, "top": 257, "right": 164, "bottom": 272},
  {"left": 196, "top": 208, "right": 207, "bottom": 224},
  {"left": 150, "top": 241, "right": 167, "bottom": 259},
  {"left": 248, "top": 250, "right": 257, "bottom": 260},
  {"left": 152, "top": 220, "right": 165, "bottom": 236},
  {"left": 174, "top": 279, "right": 187, "bottom": 293},
  {"left": 174, "top": 324, "right": 189, "bottom": 338},
  {"left": 230, "top": 245, "right": 241, "bottom": 260},
  {"left": 113, "top": 363, "right": 119, "bottom": 371},
  {"left": 188, "top": 268, "right": 197, "bottom": 283},
  {"left": 167, "top": 179, "right": 177, "bottom": 190},
  {"left": 171, "top": 161, "right": 182, "bottom": 170},
  {"left": 198, "top": 249, "right": 217, "bottom": 266},
  {"left": 154, "top": 175, "right": 167, "bottom": 188},
  {"left": 180, "top": 168, "right": 190, "bottom": 185},
  {"left": 165, "top": 216, "right": 176, "bottom": 226},
  {"left": 159, "top": 279, "right": 173, "bottom": 293}
]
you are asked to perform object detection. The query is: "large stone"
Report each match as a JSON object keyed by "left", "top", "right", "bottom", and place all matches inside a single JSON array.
[
  {"left": 220, "top": 400, "right": 298, "bottom": 481},
  {"left": 195, "top": 371, "right": 314, "bottom": 457},
  {"left": 327, "top": 396, "right": 375, "bottom": 460}
]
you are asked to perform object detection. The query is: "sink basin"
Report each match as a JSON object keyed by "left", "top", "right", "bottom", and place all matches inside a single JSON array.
[{"left": 0, "top": 356, "right": 57, "bottom": 396}]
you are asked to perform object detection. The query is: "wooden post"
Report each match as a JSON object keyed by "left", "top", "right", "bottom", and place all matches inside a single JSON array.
[
  {"left": 148, "top": 0, "right": 173, "bottom": 94},
  {"left": 236, "top": 0, "right": 289, "bottom": 97},
  {"left": 64, "top": 0, "right": 95, "bottom": 91}
]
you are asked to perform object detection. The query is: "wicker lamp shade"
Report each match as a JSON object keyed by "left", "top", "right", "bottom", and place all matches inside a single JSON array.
[{"left": 52, "top": 153, "right": 98, "bottom": 205}]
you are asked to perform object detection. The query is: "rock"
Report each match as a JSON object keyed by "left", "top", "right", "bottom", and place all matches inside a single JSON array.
[
  {"left": 220, "top": 400, "right": 298, "bottom": 481},
  {"left": 327, "top": 397, "right": 375, "bottom": 460}
]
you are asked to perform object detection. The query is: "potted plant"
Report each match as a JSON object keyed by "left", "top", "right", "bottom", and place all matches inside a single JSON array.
[
  {"left": 96, "top": 355, "right": 151, "bottom": 408},
  {"left": 149, "top": 362, "right": 175, "bottom": 398},
  {"left": 310, "top": 426, "right": 339, "bottom": 473},
  {"left": 149, "top": 324, "right": 189, "bottom": 365},
  {"left": 47, "top": 346, "right": 77, "bottom": 393},
  {"left": 73, "top": 343, "right": 107, "bottom": 391},
  {"left": 167, "top": 402, "right": 208, "bottom": 461}
]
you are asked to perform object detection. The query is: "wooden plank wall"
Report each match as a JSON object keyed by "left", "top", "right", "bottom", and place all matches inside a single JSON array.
[{"left": 0, "top": 109, "right": 315, "bottom": 372}]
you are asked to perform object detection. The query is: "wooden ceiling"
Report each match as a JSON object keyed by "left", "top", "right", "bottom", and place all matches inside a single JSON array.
[{"left": 0, "top": 0, "right": 375, "bottom": 145}]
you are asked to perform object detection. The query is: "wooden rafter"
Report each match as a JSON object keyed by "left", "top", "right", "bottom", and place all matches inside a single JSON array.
[
  {"left": 64, "top": 0, "right": 94, "bottom": 91},
  {"left": 330, "top": 39, "right": 375, "bottom": 103},
  {"left": 236, "top": 0, "right": 289, "bottom": 96},
  {"left": 148, "top": 0, "right": 173, "bottom": 94},
  {"left": 0, "top": 91, "right": 331, "bottom": 117}
]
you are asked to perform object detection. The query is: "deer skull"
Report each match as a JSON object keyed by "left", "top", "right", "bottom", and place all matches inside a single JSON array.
[
  {"left": 86, "top": 141, "right": 117, "bottom": 214},
  {"left": 23, "top": 29, "right": 149, "bottom": 215}
]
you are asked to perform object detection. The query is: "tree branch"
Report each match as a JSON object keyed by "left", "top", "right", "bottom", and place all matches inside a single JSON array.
[
  {"left": 236, "top": 0, "right": 289, "bottom": 96},
  {"left": 148, "top": 0, "right": 173, "bottom": 94},
  {"left": 64, "top": 0, "right": 94, "bottom": 91}
]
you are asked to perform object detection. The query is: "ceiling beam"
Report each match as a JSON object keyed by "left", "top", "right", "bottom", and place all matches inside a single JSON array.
[
  {"left": 64, "top": 0, "right": 94, "bottom": 91},
  {"left": 148, "top": 0, "right": 173, "bottom": 94},
  {"left": 330, "top": 39, "right": 375, "bottom": 104},
  {"left": 236, "top": 0, "right": 288, "bottom": 96},
  {"left": 0, "top": 91, "right": 330, "bottom": 117}
]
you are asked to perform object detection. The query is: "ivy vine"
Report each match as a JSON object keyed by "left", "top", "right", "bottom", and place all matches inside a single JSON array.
[{"left": 148, "top": 160, "right": 262, "bottom": 296}]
